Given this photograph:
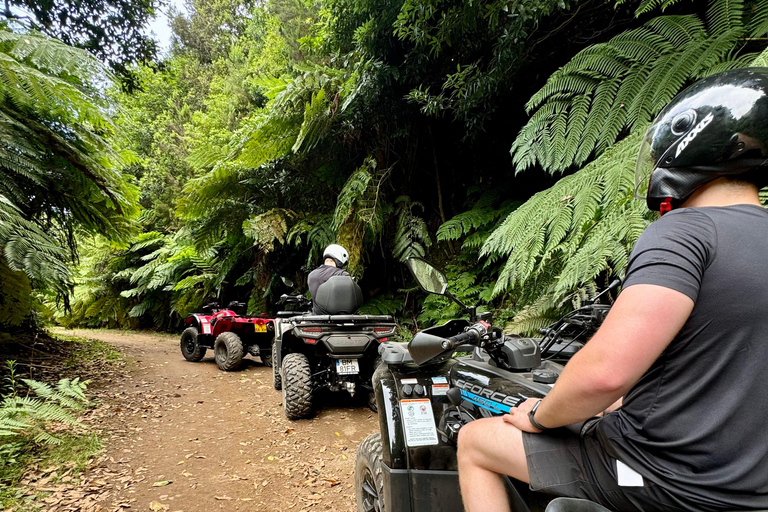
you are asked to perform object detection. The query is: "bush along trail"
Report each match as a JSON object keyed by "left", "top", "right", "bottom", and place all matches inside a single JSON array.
[{"left": 40, "top": 329, "right": 377, "bottom": 512}]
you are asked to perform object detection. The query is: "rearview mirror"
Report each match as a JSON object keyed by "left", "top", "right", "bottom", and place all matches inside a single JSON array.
[
  {"left": 281, "top": 276, "right": 295, "bottom": 288},
  {"left": 405, "top": 258, "right": 448, "bottom": 295}
]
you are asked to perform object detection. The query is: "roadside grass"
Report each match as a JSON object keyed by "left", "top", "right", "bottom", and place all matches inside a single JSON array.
[
  {"left": 52, "top": 332, "right": 123, "bottom": 365},
  {"left": 0, "top": 331, "right": 122, "bottom": 511}
]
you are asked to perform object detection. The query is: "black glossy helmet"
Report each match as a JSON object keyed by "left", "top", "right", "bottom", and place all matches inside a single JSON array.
[{"left": 635, "top": 68, "right": 768, "bottom": 212}]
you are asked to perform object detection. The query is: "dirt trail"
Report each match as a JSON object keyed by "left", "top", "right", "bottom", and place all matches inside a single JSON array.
[{"left": 56, "top": 328, "right": 377, "bottom": 512}]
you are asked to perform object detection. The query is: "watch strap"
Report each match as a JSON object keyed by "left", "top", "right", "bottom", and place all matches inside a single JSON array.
[{"left": 528, "top": 399, "right": 550, "bottom": 431}]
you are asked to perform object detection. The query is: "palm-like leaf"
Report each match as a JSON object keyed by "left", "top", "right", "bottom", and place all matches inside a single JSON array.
[{"left": 511, "top": 0, "right": 766, "bottom": 173}]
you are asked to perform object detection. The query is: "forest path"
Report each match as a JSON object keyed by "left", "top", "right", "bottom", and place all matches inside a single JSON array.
[{"left": 55, "top": 328, "right": 376, "bottom": 512}]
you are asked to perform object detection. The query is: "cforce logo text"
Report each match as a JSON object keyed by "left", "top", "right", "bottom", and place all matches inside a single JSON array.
[{"left": 454, "top": 379, "right": 522, "bottom": 408}]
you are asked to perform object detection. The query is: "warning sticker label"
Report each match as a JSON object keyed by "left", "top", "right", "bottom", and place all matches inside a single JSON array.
[
  {"left": 400, "top": 399, "right": 439, "bottom": 447},
  {"left": 431, "top": 384, "right": 449, "bottom": 396}
]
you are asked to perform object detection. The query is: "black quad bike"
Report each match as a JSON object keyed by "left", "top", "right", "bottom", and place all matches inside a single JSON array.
[
  {"left": 273, "top": 275, "right": 398, "bottom": 420},
  {"left": 355, "top": 257, "right": 618, "bottom": 512},
  {"left": 181, "top": 301, "right": 276, "bottom": 371}
]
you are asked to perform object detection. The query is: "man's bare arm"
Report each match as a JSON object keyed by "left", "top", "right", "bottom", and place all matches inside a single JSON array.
[{"left": 504, "top": 284, "right": 694, "bottom": 432}]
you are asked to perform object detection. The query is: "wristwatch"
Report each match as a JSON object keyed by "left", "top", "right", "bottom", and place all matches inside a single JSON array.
[{"left": 528, "top": 399, "right": 550, "bottom": 431}]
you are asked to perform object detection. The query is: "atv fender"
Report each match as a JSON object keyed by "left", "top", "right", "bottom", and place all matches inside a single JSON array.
[{"left": 186, "top": 314, "right": 213, "bottom": 335}]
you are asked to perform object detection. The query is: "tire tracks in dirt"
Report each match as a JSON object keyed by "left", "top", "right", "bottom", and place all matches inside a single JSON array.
[{"left": 58, "top": 329, "right": 377, "bottom": 512}]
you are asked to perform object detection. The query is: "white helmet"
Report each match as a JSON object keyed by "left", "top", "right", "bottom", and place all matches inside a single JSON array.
[{"left": 323, "top": 244, "right": 349, "bottom": 268}]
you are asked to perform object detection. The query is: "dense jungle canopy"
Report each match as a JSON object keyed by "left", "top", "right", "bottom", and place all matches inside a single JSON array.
[{"left": 3, "top": 0, "right": 768, "bottom": 336}]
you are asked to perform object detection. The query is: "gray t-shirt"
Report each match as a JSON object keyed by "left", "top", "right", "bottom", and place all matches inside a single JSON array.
[
  {"left": 307, "top": 265, "right": 349, "bottom": 314},
  {"left": 597, "top": 204, "right": 768, "bottom": 509}
]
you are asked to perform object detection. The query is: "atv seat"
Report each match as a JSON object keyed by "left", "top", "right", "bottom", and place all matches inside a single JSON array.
[
  {"left": 545, "top": 499, "right": 611, "bottom": 512},
  {"left": 314, "top": 276, "right": 363, "bottom": 314}
]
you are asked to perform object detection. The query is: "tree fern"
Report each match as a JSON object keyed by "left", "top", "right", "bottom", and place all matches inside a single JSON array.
[
  {"left": 511, "top": 0, "right": 767, "bottom": 173},
  {"left": 393, "top": 196, "right": 432, "bottom": 261},
  {"left": 490, "top": 43, "right": 768, "bottom": 333},
  {"left": 484, "top": 132, "right": 652, "bottom": 330},
  {"left": 0, "top": 376, "right": 88, "bottom": 446}
]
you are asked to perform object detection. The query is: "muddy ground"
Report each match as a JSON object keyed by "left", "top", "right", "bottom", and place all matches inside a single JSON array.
[{"left": 51, "top": 328, "right": 378, "bottom": 512}]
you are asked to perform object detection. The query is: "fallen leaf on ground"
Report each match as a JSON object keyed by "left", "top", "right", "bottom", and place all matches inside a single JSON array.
[{"left": 152, "top": 480, "right": 172, "bottom": 487}]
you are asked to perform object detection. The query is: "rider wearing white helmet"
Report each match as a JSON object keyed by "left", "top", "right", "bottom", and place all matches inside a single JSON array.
[{"left": 307, "top": 244, "right": 350, "bottom": 314}]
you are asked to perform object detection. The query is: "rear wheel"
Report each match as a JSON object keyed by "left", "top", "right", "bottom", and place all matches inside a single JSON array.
[
  {"left": 355, "top": 433, "right": 385, "bottom": 512},
  {"left": 180, "top": 327, "right": 206, "bottom": 362},
  {"left": 214, "top": 332, "right": 244, "bottom": 371},
  {"left": 272, "top": 338, "right": 282, "bottom": 390},
  {"left": 282, "top": 353, "right": 312, "bottom": 419}
]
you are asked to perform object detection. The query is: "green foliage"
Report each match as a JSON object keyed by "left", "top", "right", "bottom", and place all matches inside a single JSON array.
[
  {"left": 394, "top": 0, "right": 578, "bottom": 133},
  {"left": 4, "top": 0, "right": 159, "bottom": 77},
  {"left": 0, "top": 30, "right": 137, "bottom": 326},
  {"left": 0, "top": 367, "right": 89, "bottom": 447},
  {"left": 511, "top": 0, "right": 767, "bottom": 172},
  {"left": 393, "top": 196, "right": 432, "bottom": 261},
  {"left": 484, "top": 133, "right": 652, "bottom": 329},
  {"left": 0, "top": 260, "right": 32, "bottom": 327},
  {"left": 416, "top": 262, "right": 494, "bottom": 327},
  {"left": 437, "top": 191, "right": 519, "bottom": 250},
  {"left": 0, "top": 362, "right": 100, "bottom": 511}
]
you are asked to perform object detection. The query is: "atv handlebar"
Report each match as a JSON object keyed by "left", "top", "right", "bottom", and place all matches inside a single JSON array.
[{"left": 442, "top": 321, "right": 489, "bottom": 350}]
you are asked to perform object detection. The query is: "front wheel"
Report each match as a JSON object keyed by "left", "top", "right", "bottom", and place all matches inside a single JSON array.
[
  {"left": 214, "top": 332, "right": 244, "bottom": 371},
  {"left": 282, "top": 353, "right": 312, "bottom": 420},
  {"left": 355, "top": 433, "right": 385, "bottom": 512},
  {"left": 180, "top": 327, "right": 206, "bottom": 362}
]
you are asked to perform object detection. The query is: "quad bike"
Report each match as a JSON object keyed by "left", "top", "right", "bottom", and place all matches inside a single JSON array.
[
  {"left": 354, "top": 257, "right": 617, "bottom": 512},
  {"left": 181, "top": 301, "right": 276, "bottom": 371},
  {"left": 273, "top": 275, "right": 398, "bottom": 420}
]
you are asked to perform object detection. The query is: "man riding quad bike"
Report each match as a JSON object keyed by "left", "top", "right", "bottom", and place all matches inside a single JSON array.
[
  {"left": 273, "top": 245, "right": 398, "bottom": 420},
  {"left": 357, "top": 69, "right": 768, "bottom": 512},
  {"left": 180, "top": 301, "right": 275, "bottom": 371}
]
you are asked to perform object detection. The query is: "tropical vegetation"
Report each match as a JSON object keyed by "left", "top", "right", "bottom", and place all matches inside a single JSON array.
[{"left": 2, "top": 0, "right": 768, "bottom": 337}]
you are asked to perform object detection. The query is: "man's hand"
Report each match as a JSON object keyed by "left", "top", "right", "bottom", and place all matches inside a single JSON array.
[{"left": 502, "top": 398, "right": 544, "bottom": 433}]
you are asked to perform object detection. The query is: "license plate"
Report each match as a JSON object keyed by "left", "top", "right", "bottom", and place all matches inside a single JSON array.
[
  {"left": 336, "top": 359, "right": 359, "bottom": 375},
  {"left": 254, "top": 323, "right": 267, "bottom": 333}
]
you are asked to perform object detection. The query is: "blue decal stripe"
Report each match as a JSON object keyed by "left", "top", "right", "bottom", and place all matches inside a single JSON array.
[{"left": 459, "top": 389, "right": 512, "bottom": 414}]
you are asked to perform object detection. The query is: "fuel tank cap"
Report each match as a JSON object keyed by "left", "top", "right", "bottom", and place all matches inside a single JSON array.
[{"left": 532, "top": 369, "right": 558, "bottom": 384}]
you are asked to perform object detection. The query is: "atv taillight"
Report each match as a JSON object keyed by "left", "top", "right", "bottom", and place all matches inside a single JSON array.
[
  {"left": 378, "top": 337, "right": 388, "bottom": 342},
  {"left": 371, "top": 326, "right": 396, "bottom": 338},
  {"left": 303, "top": 327, "right": 323, "bottom": 332}
]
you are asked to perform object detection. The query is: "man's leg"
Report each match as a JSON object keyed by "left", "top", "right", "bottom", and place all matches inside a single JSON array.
[{"left": 457, "top": 416, "right": 529, "bottom": 512}]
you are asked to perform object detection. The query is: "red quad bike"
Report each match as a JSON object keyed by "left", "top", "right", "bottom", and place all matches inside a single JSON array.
[{"left": 181, "top": 301, "right": 276, "bottom": 371}]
